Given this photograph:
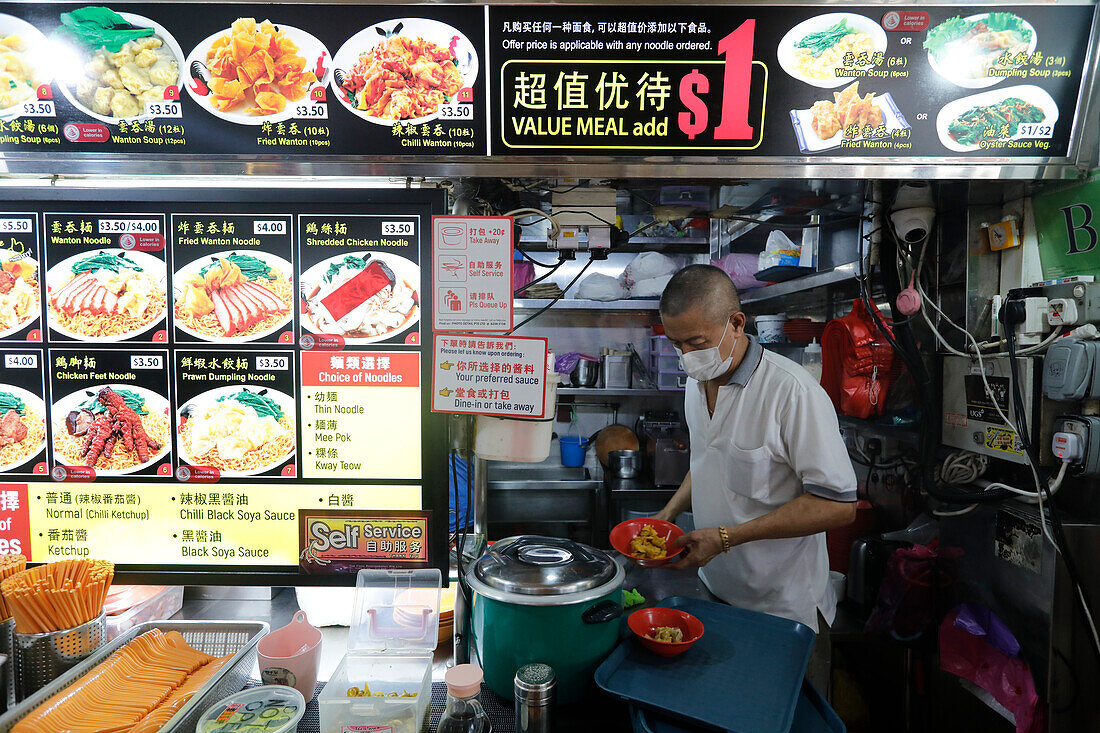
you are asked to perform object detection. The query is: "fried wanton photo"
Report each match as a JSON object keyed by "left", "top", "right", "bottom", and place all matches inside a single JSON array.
[
  {"left": 202, "top": 17, "right": 317, "bottom": 116},
  {"left": 808, "top": 81, "right": 885, "bottom": 141}
]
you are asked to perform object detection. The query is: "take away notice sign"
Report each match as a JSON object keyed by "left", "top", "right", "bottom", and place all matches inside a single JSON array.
[
  {"left": 432, "top": 334, "right": 548, "bottom": 417},
  {"left": 432, "top": 216, "right": 514, "bottom": 332}
]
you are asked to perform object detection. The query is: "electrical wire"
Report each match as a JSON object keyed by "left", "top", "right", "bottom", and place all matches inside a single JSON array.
[
  {"left": 552, "top": 209, "right": 617, "bottom": 227},
  {"left": 507, "top": 256, "right": 596, "bottom": 334},
  {"left": 515, "top": 258, "right": 565, "bottom": 296},
  {"left": 517, "top": 250, "right": 558, "bottom": 268},
  {"left": 504, "top": 207, "right": 562, "bottom": 240}
]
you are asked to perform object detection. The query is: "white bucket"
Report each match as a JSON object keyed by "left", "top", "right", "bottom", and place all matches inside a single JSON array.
[
  {"left": 756, "top": 313, "right": 787, "bottom": 344},
  {"left": 474, "top": 379, "right": 558, "bottom": 463}
]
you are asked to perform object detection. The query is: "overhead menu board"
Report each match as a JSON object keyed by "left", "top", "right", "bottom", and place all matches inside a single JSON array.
[
  {"left": 0, "top": 188, "right": 446, "bottom": 584},
  {"left": 0, "top": 3, "right": 1093, "bottom": 166},
  {"left": 490, "top": 5, "right": 1096, "bottom": 158}
]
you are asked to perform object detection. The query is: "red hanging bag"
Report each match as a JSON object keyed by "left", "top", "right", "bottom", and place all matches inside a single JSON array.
[{"left": 821, "top": 299, "right": 900, "bottom": 419}]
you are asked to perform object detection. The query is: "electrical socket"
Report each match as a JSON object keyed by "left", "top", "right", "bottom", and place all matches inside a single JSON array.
[
  {"left": 1053, "top": 416, "right": 1100, "bottom": 475},
  {"left": 1043, "top": 281, "right": 1100, "bottom": 326}
]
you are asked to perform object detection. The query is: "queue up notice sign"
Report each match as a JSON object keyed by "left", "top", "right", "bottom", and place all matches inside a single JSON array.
[
  {"left": 432, "top": 334, "right": 548, "bottom": 418},
  {"left": 432, "top": 215, "right": 514, "bottom": 332}
]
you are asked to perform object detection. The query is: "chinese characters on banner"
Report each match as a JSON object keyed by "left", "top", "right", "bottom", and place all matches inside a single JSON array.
[{"left": 432, "top": 334, "right": 548, "bottom": 418}]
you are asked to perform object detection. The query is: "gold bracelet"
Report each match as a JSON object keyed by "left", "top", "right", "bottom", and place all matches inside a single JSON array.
[{"left": 718, "top": 526, "right": 731, "bottom": 553}]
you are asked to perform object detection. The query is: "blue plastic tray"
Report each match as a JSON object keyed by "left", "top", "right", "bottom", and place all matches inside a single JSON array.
[
  {"left": 595, "top": 597, "right": 816, "bottom": 733},
  {"left": 629, "top": 680, "right": 845, "bottom": 733}
]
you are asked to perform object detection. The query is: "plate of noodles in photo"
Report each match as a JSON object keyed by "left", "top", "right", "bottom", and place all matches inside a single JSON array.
[
  {"left": 331, "top": 17, "right": 478, "bottom": 125},
  {"left": 177, "top": 384, "right": 295, "bottom": 476},
  {"left": 184, "top": 18, "right": 327, "bottom": 125},
  {"left": 173, "top": 250, "right": 293, "bottom": 342},
  {"left": 0, "top": 249, "right": 40, "bottom": 338},
  {"left": 46, "top": 249, "right": 166, "bottom": 342},
  {"left": 52, "top": 384, "right": 170, "bottom": 475},
  {"left": 0, "top": 13, "right": 50, "bottom": 121},
  {"left": 299, "top": 250, "right": 420, "bottom": 343},
  {"left": 0, "top": 385, "right": 45, "bottom": 473},
  {"left": 777, "top": 13, "right": 887, "bottom": 89}
]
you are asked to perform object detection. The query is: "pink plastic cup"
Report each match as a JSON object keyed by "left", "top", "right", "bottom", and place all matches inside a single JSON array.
[{"left": 258, "top": 610, "right": 323, "bottom": 699}]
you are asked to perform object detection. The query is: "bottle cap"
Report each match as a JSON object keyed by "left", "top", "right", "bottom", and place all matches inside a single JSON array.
[
  {"left": 514, "top": 663, "right": 556, "bottom": 704},
  {"left": 445, "top": 664, "right": 484, "bottom": 699}
]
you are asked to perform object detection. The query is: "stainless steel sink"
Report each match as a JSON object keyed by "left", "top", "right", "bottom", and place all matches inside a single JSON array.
[{"left": 486, "top": 464, "right": 600, "bottom": 524}]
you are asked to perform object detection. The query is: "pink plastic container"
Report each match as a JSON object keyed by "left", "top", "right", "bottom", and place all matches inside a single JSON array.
[{"left": 258, "top": 610, "right": 323, "bottom": 699}]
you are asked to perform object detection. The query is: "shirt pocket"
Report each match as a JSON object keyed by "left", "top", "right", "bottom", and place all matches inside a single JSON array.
[{"left": 724, "top": 442, "right": 777, "bottom": 504}]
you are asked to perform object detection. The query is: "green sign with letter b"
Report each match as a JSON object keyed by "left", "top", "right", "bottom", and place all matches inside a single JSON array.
[{"left": 1035, "top": 171, "right": 1100, "bottom": 280}]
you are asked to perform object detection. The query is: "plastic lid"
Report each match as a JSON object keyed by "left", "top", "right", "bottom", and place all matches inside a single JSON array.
[
  {"left": 198, "top": 685, "right": 304, "bottom": 733},
  {"left": 804, "top": 340, "right": 821, "bottom": 352},
  {"left": 445, "top": 664, "right": 484, "bottom": 698},
  {"left": 472, "top": 536, "right": 616, "bottom": 597},
  {"left": 349, "top": 569, "right": 442, "bottom": 654}
]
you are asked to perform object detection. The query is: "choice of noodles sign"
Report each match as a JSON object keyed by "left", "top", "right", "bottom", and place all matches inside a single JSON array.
[{"left": 298, "top": 510, "right": 431, "bottom": 574}]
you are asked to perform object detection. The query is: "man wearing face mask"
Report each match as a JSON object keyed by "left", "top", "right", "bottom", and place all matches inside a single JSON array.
[{"left": 653, "top": 264, "right": 857, "bottom": 643}]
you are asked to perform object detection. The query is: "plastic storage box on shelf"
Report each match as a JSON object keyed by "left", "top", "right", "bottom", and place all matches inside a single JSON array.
[
  {"left": 318, "top": 569, "right": 441, "bottom": 733},
  {"left": 652, "top": 354, "right": 681, "bottom": 372},
  {"left": 650, "top": 336, "right": 678, "bottom": 357},
  {"left": 657, "top": 373, "right": 688, "bottom": 391}
]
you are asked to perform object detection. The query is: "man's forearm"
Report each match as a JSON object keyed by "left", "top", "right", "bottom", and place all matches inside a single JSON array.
[
  {"left": 727, "top": 493, "right": 855, "bottom": 547},
  {"left": 656, "top": 471, "right": 692, "bottom": 522}
]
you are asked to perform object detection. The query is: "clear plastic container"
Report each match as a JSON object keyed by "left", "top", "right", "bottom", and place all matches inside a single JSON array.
[
  {"left": 650, "top": 354, "right": 681, "bottom": 372},
  {"left": 650, "top": 336, "right": 678, "bottom": 356},
  {"left": 197, "top": 685, "right": 305, "bottom": 733},
  {"left": 658, "top": 372, "right": 688, "bottom": 390},
  {"left": 801, "top": 340, "right": 823, "bottom": 383},
  {"left": 318, "top": 569, "right": 441, "bottom": 733}
]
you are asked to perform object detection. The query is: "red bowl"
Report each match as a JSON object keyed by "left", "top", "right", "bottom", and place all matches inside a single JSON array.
[
  {"left": 609, "top": 518, "right": 685, "bottom": 568},
  {"left": 628, "top": 607, "right": 705, "bottom": 657}
]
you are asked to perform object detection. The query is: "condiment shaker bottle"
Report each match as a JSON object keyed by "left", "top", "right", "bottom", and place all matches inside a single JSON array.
[{"left": 514, "top": 663, "right": 555, "bottom": 733}]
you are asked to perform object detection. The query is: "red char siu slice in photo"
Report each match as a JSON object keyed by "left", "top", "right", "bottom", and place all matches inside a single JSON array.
[
  {"left": 0, "top": 410, "right": 27, "bottom": 447},
  {"left": 319, "top": 259, "right": 396, "bottom": 324}
]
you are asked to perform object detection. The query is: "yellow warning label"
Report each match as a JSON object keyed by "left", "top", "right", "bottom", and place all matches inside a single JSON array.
[{"left": 985, "top": 426, "right": 1024, "bottom": 456}]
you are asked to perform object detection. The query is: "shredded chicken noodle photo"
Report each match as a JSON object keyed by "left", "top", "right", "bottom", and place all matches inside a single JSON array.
[{"left": 299, "top": 251, "right": 420, "bottom": 343}]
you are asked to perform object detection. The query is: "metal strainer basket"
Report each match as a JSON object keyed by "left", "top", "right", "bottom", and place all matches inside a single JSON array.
[
  {"left": 0, "top": 619, "right": 12, "bottom": 711},
  {"left": 13, "top": 613, "right": 105, "bottom": 702}
]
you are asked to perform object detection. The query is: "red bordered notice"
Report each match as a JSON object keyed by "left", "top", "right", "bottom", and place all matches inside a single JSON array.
[
  {"left": 432, "top": 215, "right": 514, "bottom": 333},
  {"left": 431, "top": 334, "right": 548, "bottom": 418}
]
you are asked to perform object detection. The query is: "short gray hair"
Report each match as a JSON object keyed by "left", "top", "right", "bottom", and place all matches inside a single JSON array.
[{"left": 659, "top": 264, "right": 741, "bottom": 320}]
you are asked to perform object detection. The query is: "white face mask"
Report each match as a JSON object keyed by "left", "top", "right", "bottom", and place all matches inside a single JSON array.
[{"left": 675, "top": 320, "right": 737, "bottom": 382}]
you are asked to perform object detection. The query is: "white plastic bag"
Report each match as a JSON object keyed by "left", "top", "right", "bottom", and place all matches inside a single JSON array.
[
  {"left": 576, "top": 273, "right": 630, "bottom": 301},
  {"left": 630, "top": 274, "right": 673, "bottom": 298},
  {"left": 757, "top": 230, "right": 802, "bottom": 271},
  {"left": 621, "top": 252, "right": 679, "bottom": 287}
]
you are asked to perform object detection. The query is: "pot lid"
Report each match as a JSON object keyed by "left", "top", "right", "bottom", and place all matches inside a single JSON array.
[{"left": 473, "top": 536, "right": 616, "bottom": 597}]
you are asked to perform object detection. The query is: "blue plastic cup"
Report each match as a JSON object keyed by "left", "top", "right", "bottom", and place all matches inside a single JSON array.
[{"left": 559, "top": 436, "right": 589, "bottom": 467}]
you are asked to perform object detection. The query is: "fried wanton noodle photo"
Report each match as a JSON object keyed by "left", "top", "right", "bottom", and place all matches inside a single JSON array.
[
  {"left": 205, "top": 18, "right": 317, "bottom": 115},
  {"left": 340, "top": 35, "right": 463, "bottom": 121}
]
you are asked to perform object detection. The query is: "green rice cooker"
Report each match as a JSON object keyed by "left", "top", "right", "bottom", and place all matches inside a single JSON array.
[{"left": 466, "top": 536, "right": 625, "bottom": 704}]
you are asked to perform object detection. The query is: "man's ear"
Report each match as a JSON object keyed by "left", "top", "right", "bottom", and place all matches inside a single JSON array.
[{"left": 730, "top": 311, "right": 747, "bottom": 332}]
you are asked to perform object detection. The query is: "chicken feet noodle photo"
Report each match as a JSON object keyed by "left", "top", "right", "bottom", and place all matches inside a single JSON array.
[
  {"left": 55, "top": 7, "right": 183, "bottom": 123},
  {"left": 0, "top": 387, "right": 45, "bottom": 473},
  {"left": 0, "top": 250, "right": 39, "bottom": 337},
  {"left": 332, "top": 18, "right": 478, "bottom": 124},
  {"left": 47, "top": 249, "right": 165, "bottom": 341},
  {"left": 178, "top": 386, "right": 295, "bottom": 475},
  {"left": 53, "top": 386, "right": 170, "bottom": 474},
  {"left": 300, "top": 251, "right": 419, "bottom": 342},
  {"left": 175, "top": 251, "right": 292, "bottom": 342}
]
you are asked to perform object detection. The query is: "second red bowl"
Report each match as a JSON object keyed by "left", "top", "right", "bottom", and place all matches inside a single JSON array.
[{"left": 628, "top": 607, "right": 705, "bottom": 657}]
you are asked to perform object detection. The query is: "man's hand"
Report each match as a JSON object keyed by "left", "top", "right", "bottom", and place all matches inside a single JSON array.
[{"left": 667, "top": 528, "right": 725, "bottom": 570}]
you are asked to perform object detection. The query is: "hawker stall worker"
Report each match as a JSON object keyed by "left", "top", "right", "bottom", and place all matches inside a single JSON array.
[{"left": 653, "top": 265, "right": 856, "bottom": 686}]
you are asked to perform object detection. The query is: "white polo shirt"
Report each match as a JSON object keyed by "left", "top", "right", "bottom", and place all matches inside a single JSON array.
[{"left": 685, "top": 336, "right": 856, "bottom": 632}]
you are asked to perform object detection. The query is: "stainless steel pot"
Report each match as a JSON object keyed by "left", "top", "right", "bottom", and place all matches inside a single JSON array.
[
  {"left": 570, "top": 359, "right": 600, "bottom": 388},
  {"left": 608, "top": 450, "right": 641, "bottom": 478}
]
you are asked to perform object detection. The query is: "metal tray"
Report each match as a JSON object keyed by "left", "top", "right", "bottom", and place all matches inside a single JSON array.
[
  {"left": 596, "top": 597, "right": 815, "bottom": 733},
  {"left": 0, "top": 619, "right": 268, "bottom": 733}
]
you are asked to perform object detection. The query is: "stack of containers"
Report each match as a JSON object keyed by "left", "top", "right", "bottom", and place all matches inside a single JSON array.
[
  {"left": 319, "top": 569, "right": 442, "bottom": 733},
  {"left": 649, "top": 336, "right": 687, "bottom": 391}
]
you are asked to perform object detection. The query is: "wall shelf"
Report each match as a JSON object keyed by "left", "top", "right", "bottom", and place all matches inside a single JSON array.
[
  {"left": 557, "top": 387, "right": 678, "bottom": 398},
  {"left": 514, "top": 298, "right": 660, "bottom": 312},
  {"left": 740, "top": 262, "right": 860, "bottom": 307}
]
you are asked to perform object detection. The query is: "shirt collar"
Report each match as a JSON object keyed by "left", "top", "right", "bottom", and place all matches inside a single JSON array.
[{"left": 725, "top": 335, "right": 764, "bottom": 387}]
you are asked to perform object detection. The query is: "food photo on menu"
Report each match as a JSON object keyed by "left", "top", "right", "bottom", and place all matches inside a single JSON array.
[
  {"left": 778, "top": 13, "right": 887, "bottom": 88},
  {"left": 174, "top": 350, "right": 297, "bottom": 478},
  {"left": 924, "top": 12, "right": 1036, "bottom": 88},
  {"left": 790, "top": 81, "right": 911, "bottom": 153},
  {"left": 299, "top": 251, "right": 420, "bottom": 344},
  {"left": 331, "top": 17, "right": 477, "bottom": 124},
  {"left": 53, "top": 6, "right": 183, "bottom": 123},
  {"left": 0, "top": 13, "right": 49, "bottom": 118},
  {"left": 0, "top": 247, "right": 40, "bottom": 338},
  {"left": 0, "top": 375, "right": 46, "bottom": 476},
  {"left": 174, "top": 251, "right": 293, "bottom": 342},
  {"left": 184, "top": 17, "right": 326, "bottom": 124},
  {"left": 936, "top": 84, "right": 1058, "bottom": 153},
  {"left": 45, "top": 248, "right": 166, "bottom": 342}
]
